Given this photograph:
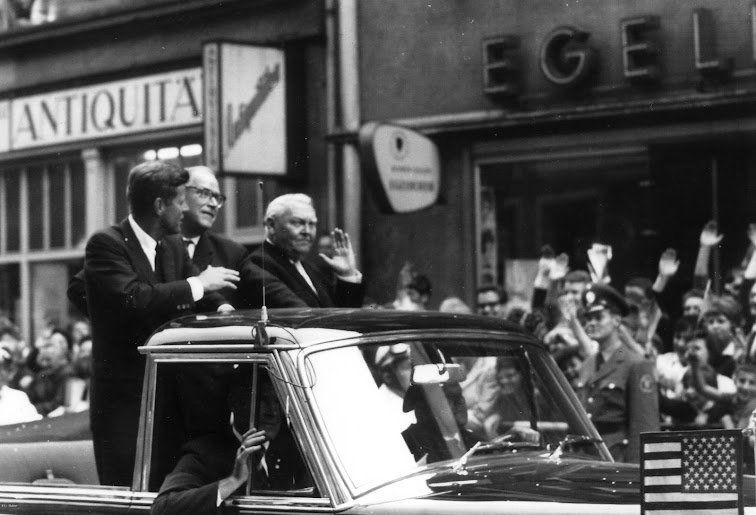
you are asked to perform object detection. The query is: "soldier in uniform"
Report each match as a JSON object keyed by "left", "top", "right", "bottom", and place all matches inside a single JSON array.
[{"left": 575, "top": 283, "right": 659, "bottom": 463}]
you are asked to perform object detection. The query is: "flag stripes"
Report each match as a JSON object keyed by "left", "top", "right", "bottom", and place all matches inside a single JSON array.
[{"left": 641, "top": 429, "right": 743, "bottom": 515}]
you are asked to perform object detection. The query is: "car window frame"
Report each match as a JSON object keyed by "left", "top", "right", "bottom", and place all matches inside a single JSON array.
[
  {"left": 294, "top": 329, "right": 608, "bottom": 498},
  {"left": 135, "top": 345, "right": 334, "bottom": 512}
]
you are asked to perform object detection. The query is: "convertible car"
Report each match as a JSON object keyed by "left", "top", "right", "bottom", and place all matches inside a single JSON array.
[{"left": 0, "top": 308, "right": 752, "bottom": 513}]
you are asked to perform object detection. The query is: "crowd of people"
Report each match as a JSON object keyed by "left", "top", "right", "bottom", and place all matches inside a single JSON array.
[
  {"left": 0, "top": 318, "right": 91, "bottom": 425},
  {"left": 387, "top": 220, "right": 756, "bottom": 465}
]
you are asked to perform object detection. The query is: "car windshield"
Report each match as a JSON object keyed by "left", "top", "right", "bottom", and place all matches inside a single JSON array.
[{"left": 299, "top": 335, "right": 606, "bottom": 491}]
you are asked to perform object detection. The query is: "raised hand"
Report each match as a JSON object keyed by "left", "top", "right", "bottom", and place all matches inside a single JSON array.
[
  {"left": 700, "top": 220, "right": 723, "bottom": 247},
  {"left": 748, "top": 223, "right": 756, "bottom": 248},
  {"left": 319, "top": 228, "right": 359, "bottom": 277},
  {"left": 550, "top": 253, "right": 570, "bottom": 281},
  {"left": 218, "top": 427, "right": 268, "bottom": 499},
  {"left": 587, "top": 244, "right": 612, "bottom": 283},
  {"left": 658, "top": 248, "right": 680, "bottom": 278}
]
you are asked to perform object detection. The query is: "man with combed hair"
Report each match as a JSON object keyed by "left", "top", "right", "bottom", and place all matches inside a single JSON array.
[
  {"left": 81, "top": 160, "right": 240, "bottom": 486},
  {"left": 239, "top": 193, "right": 364, "bottom": 307}
]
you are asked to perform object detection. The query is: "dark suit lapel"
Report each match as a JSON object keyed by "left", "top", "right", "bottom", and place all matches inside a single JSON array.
[
  {"left": 302, "top": 261, "right": 333, "bottom": 306},
  {"left": 120, "top": 219, "right": 155, "bottom": 282},
  {"left": 193, "top": 233, "right": 214, "bottom": 270},
  {"left": 264, "top": 242, "right": 321, "bottom": 305}
]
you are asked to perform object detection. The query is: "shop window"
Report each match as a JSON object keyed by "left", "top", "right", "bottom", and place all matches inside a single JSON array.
[
  {"left": 13, "top": 159, "right": 87, "bottom": 252},
  {"left": 49, "top": 164, "right": 66, "bottom": 249},
  {"left": 70, "top": 161, "right": 86, "bottom": 247},
  {"left": 27, "top": 167, "right": 44, "bottom": 251},
  {"left": 478, "top": 151, "right": 648, "bottom": 301},
  {"left": 0, "top": 264, "right": 20, "bottom": 323},
  {"left": 4, "top": 169, "right": 20, "bottom": 253}
]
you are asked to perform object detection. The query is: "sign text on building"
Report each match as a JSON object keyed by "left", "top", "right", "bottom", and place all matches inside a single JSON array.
[
  {"left": 2, "top": 68, "right": 202, "bottom": 151},
  {"left": 359, "top": 122, "right": 440, "bottom": 214}
]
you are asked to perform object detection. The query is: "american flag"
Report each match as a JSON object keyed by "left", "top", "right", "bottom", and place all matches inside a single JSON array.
[{"left": 641, "top": 429, "right": 743, "bottom": 515}]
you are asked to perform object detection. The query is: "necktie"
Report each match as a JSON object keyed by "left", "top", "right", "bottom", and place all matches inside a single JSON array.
[
  {"left": 595, "top": 352, "right": 605, "bottom": 372},
  {"left": 292, "top": 260, "right": 317, "bottom": 294},
  {"left": 154, "top": 241, "right": 165, "bottom": 280},
  {"left": 252, "top": 454, "right": 270, "bottom": 490},
  {"left": 183, "top": 239, "right": 195, "bottom": 259}
]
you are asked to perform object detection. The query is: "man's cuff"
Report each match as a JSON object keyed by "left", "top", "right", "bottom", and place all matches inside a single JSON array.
[
  {"left": 187, "top": 277, "right": 204, "bottom": 301},
  {"left": 337, "top": 270, "right": 363, "bottom": 284},
  {"left": 217, "top": 303, "right": 234, "bottom": 312},
  {"left": 217, "top": 486, "right": 223, "bottom": 507}
]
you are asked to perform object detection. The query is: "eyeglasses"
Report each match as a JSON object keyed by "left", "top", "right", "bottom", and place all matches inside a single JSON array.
[{"left": 186, "top": 186, "right": 226, "bottom": 206}]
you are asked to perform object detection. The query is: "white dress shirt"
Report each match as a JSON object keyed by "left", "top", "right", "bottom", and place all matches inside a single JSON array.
[{"left": 182, "top": 236, "right": 200, "bottom": 259}]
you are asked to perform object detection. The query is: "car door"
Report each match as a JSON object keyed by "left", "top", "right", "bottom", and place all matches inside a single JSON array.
[{"left": 136, "top": 348, "right": 338, "bottom": 514}]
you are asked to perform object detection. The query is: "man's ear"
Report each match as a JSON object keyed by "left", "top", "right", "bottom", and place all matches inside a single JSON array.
[{"left": 153, "top": 197, "right": 165, "bottom": 216}]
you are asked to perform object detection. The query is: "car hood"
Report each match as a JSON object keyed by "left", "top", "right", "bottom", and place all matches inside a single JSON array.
[{"left": 423, "top": 452, "right": 640, "bottom": 504}]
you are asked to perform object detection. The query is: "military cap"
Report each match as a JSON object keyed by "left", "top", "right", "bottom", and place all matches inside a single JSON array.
[{"left": 582, "top": 283, "right": 629, "bottom": 317}]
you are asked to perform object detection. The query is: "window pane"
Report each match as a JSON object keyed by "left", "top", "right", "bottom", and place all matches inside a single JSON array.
[
  {"left": 70, "top": 161, "right": 86, "bottom": 247},
  {"left": 27, "top": 167, "right": 44, "bottom": 251},
  {"left": 49, "top": 164, "right": 66, "bottom": 248},
  {"left": 5, "top": 169, "right": 20, "bottom": 252},
  {"left": 0, "top": 263, "right": 20, "bottom": 323}
]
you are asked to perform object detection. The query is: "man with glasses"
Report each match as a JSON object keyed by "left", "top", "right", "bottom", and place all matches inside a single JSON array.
[
  {"left": 182, "top": 167, "right": 307, "bottom": 310},
  {"left": 181, "top": 166, "right": 250, "bottom": 308},
  {"left": 476, "top": 286, "right": 505, "bottom": 317}
]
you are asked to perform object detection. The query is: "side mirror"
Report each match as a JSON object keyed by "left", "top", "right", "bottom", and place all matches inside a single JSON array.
[{"left": 411, "top": 363, "right": 467, "bottom": 385}]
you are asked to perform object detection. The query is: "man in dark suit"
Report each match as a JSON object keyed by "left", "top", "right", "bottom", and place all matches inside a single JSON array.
[
  {"left": 83, "top": 160, "right": 241, "bottom": 486},
  {"left": 182, "top": 166, "right": 305, "bottom": 310},
  {"left": 152, "top": 371, "right": 310, "bottom": 514},
  {"left": 67, "top": 166, "right": 305, "bottom": 315},
  {"left": 239, "top": 193, "right": 364, "bottom": 308}
]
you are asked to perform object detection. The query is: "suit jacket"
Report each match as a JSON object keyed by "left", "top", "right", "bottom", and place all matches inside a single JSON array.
[
  {"left": 83, "top": 219, "right": 223, "bottom": 391},
  {"left": 576, "top": 342, "right": 659, "bottom": 463},
  {"left": 243, "top": 241, "right": 364, "bottom": 308},
  {"left": 151, "top": 432, "right": 236, "bottom": 515},
  {"left": 191, "top": 232, "right": 248, "bottom": 308},
  {"left": 152, "top": 428, "right": 310, "bottom": 515}
]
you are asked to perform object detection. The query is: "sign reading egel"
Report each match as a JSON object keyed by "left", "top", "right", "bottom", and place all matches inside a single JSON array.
[
  {"left": 359, "top": 122, "right": 440, "bottom": 214},
  {"left": 203, "top": 41, "right": 287, "bottom": 175}
]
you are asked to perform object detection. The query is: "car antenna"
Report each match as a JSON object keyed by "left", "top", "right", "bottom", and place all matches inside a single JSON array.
[{"left": 255, "top": 180, "right": 269, "bottom": 346}]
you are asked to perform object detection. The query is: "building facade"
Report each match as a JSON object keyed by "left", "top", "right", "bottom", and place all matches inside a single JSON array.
[
  {"left": 357, "top": 0, "right": 756, "bottom": 311},
  {"left": 0, "top": 0, "right": 330, "bottom": 340}
]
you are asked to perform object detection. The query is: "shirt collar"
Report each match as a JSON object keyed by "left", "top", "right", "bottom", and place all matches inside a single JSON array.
[
  {"left": 128, "top": 214, "right": 158, "bottom": 252},
  {"left": 183, "top": 235, "right": 200, "bottom": 245}
]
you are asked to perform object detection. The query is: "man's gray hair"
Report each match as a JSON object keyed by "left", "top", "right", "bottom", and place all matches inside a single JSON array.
[{"left": 265, "top": 193, "right": 314, "bottom": 221}]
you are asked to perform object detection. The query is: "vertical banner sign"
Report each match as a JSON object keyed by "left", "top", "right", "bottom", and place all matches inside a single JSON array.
[
  {"left": 203, "top": 43, "right": 220, "bottom": 172},
  {"left": 358, "top": 122, "right": 440, "bottom": 214},
  {"left": 203, "top": 41, "right": 287, "bottom": 175}
]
